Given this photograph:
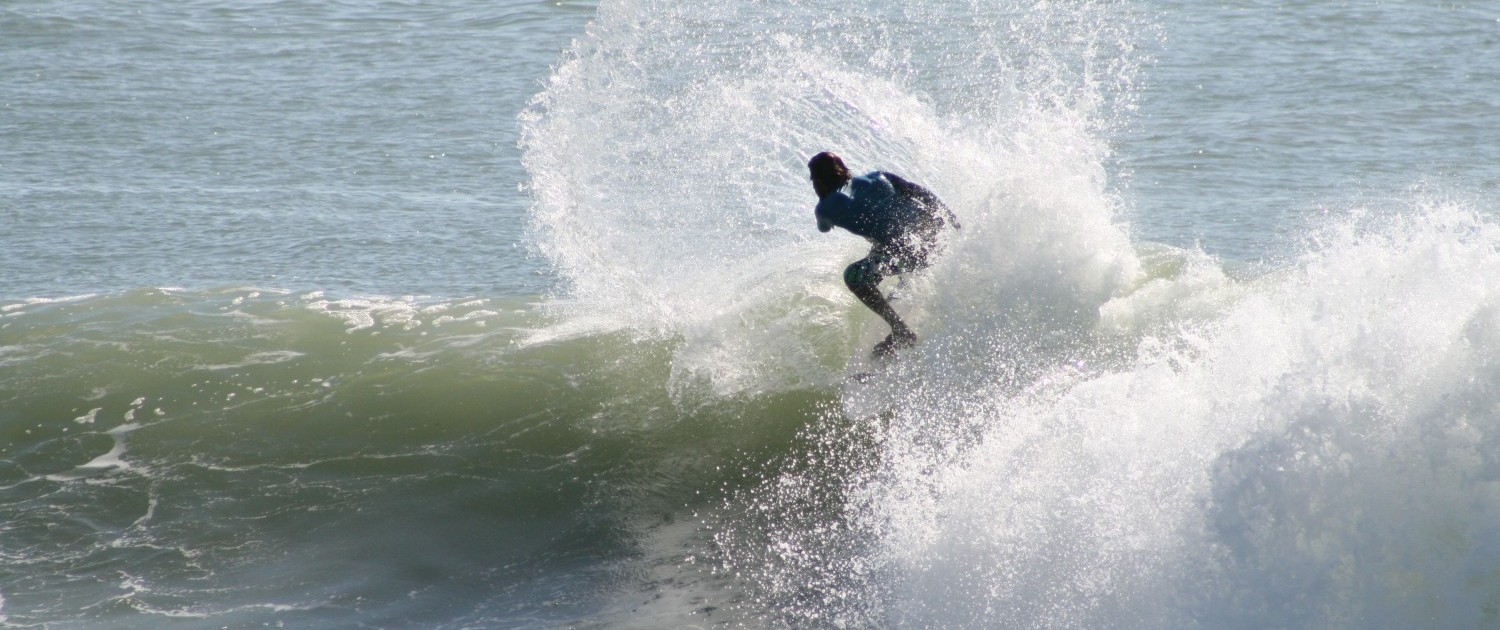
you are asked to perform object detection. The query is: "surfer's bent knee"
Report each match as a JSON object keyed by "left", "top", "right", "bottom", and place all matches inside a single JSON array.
[{"left": 844, "top": 259, "right": 880, "bottom": 290}]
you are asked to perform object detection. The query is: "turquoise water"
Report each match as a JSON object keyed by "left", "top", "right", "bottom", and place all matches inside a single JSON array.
[{"left": 5, "top": 1, "right": 1500, "bottom": 628}]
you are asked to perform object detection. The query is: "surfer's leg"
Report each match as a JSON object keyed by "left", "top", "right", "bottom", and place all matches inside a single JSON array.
[{"left": 844, "top": 258, "right": 916, "bottom": 347}]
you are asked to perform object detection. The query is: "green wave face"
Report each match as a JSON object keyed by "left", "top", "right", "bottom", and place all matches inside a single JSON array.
[{"left": 0, "top": 287, "right": 835, "bottom": 625}]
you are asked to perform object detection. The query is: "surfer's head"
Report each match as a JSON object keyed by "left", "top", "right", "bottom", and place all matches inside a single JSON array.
[{"left": 808, "top": 151, "right": 851, "bottom": 198}]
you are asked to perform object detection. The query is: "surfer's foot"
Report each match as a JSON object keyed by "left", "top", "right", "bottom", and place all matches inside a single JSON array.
[{"left": 872, "top": 329, "right": 917, "bottom": 359}]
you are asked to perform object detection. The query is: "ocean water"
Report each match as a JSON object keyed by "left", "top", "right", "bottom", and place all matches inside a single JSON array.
[{"left": 4, "top": 1, "right": 1500, "bottom": 628}]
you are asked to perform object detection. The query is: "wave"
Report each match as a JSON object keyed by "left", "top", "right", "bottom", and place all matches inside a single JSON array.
[
  {"left": 9, "top": 0, "right": 1500, "bottom": 625},
  {"left": 0, "top": 286, "right": 824, "bottom": 626},
  {"left": 519, "top": 0, "right": 1500, "bottom": 627},
  {"left": 705, "top": 197, "right": 1500, "bottom": 629},
  {"left": 7, "top": 208, "right": 1500, "bottom": 628},
  {"left": 0, "top": 285, "right": 816, "bottom": 479}
]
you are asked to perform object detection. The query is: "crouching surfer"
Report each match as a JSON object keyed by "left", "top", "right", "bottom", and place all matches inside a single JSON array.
[{"left": 808, "top": 151, "right": 959, "bottom": 358}]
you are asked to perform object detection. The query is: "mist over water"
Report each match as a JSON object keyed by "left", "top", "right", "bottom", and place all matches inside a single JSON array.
[{"left": 523, "top": 0, "right": 1150, "bottom": 396}]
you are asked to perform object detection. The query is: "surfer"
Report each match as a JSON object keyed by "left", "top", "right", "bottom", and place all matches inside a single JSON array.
[{"left": 808, "top": 151, "right": 959, "bottom": 358}]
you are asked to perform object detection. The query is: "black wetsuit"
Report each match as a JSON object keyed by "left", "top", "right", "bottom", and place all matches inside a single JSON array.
[{"left": 814, "top": 171, "right": 955, "bottom": 288}]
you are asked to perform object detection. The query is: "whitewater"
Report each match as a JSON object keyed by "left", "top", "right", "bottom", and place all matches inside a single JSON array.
[{"left": 4, "top": 0, "right": 1500, "bottom": 628}]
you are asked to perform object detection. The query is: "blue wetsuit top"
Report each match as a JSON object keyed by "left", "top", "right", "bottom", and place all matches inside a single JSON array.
[{"left": 815, "top": 171, "right": 943, "bottom": 247}]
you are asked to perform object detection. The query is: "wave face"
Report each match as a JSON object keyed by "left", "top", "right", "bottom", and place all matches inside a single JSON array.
[
  {"left": 0, "top": 288, "right": 833, "bottom": 627},
  {"left": 522, "top": 0, "right": 1500, "bottom": 628}
]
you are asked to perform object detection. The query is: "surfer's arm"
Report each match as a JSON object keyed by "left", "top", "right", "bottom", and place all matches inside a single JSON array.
[
  {"left": 935, "top": 197, "right": 960, "bottom": 230},
  {"left": 886, "top": 173, "right": 960, "bottom": 230},
  {"left": 814, "top": 201, "right": 835, "bottom": 232}
]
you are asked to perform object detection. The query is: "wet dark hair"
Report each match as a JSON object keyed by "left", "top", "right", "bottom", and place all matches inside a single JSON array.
[
  {"left": 808, "top": 151, "right": 851, "bottom": 182},
  {"left": 808, "top": 151, "right": 851, "bottom": 197}
]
